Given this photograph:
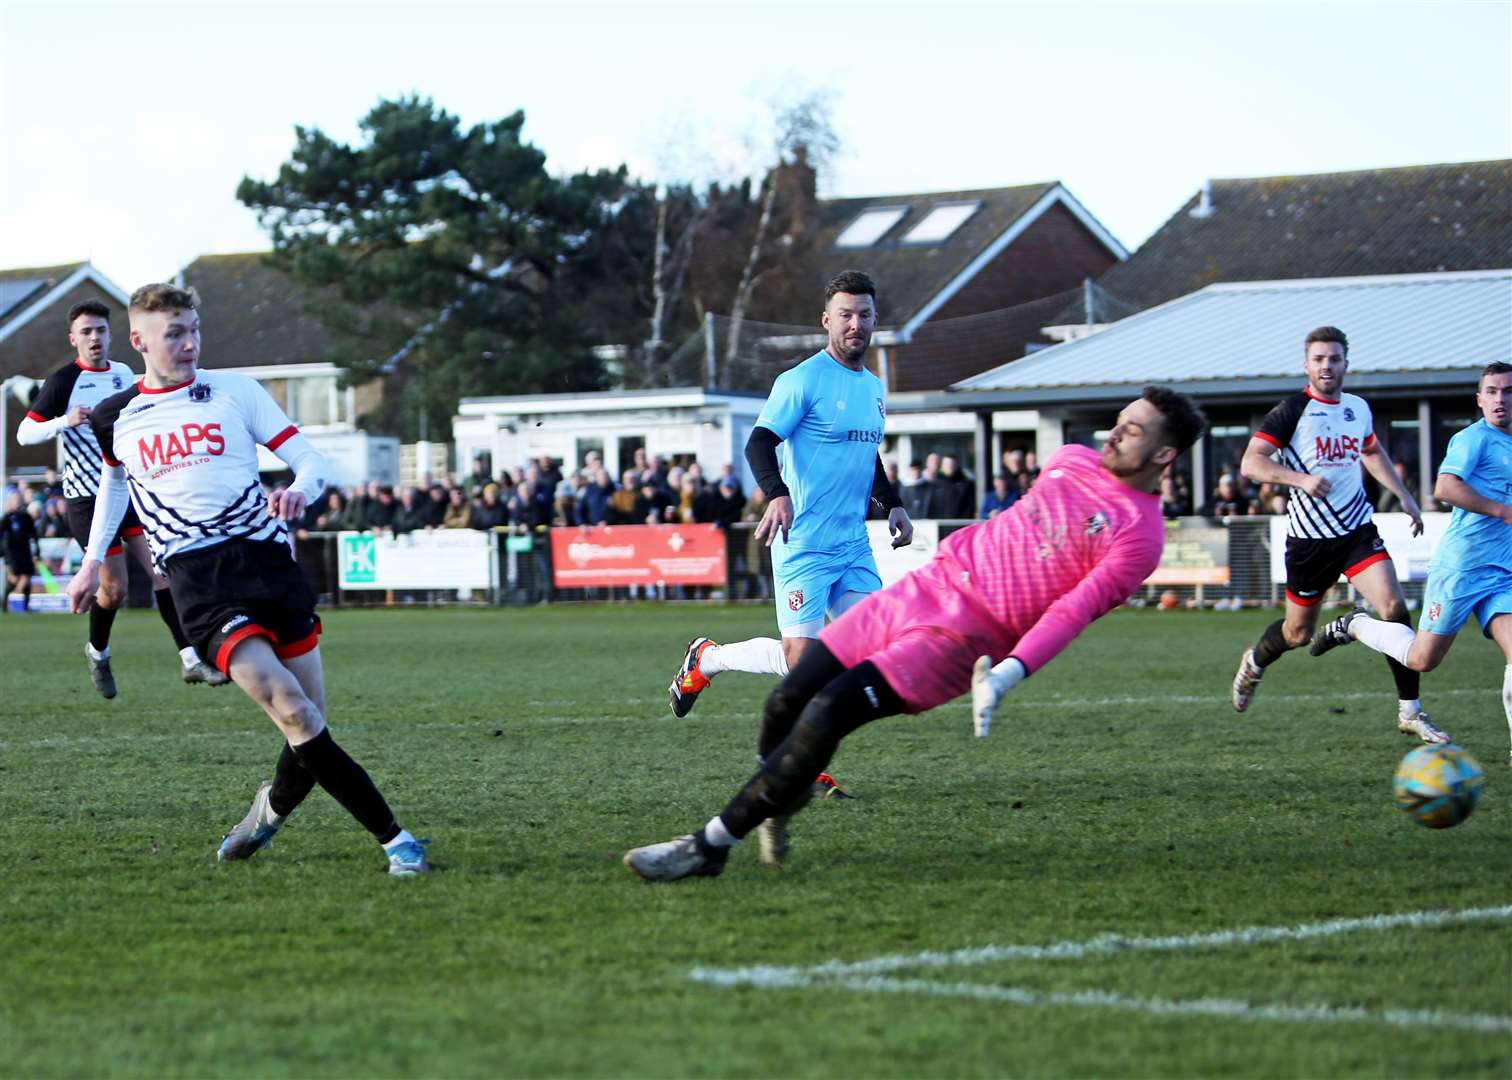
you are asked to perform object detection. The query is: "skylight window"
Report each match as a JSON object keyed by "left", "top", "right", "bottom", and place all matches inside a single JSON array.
[
  {"left": 901, "top": 202, "right": 980, "bottom": 245},
  {"left": 834, "top": 206, "right": 908, "bottom": 249},
  {"left": 0, "top": 277, "right": 48, "bottom": 320}
]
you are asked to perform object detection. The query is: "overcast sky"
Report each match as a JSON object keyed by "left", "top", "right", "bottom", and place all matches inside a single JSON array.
[{"left": 2, "top": 0, "right": 1507, "bottom": 292}]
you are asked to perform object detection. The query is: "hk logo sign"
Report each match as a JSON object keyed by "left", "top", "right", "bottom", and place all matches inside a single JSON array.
[{"left": 342, "top": 535, "right": 377, "bottom": 585}]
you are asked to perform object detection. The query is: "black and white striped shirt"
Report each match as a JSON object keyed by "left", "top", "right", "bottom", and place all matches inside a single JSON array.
[
  {"left": 90, "top": 371, "right": 309, "bottom": 567},
  {"left": 25, "top": 359, "right": 135, "bottom": 500},
  {"left": 1255, "top": 387, "right": 1378, "bottom": 541}
]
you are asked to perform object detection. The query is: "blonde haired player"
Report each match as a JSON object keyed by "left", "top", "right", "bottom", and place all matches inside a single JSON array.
[{"left": 68, "top": 284, "right": 429, "bottom": 875}]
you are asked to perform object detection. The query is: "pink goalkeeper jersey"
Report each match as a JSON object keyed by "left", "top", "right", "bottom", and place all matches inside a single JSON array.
[{"left": 939, "top": 443, "right": 1165, "bottom": 673}]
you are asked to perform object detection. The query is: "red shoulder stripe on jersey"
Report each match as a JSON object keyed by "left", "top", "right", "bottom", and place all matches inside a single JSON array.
[
  {"left": 1253, "top": 431, "right": 1282, "bottom": 449},
  {"left": 1344, "top": 551, "right": 1390, "bottom": 579},
  {"left": 138, "top": 376, "right": 195, "bottom": 395},
  {"left": 265, "top": 425, "right": 299, "bottom": 451},
  {"left": 1363, "top": 432, "right": 1377, "bottom": 451},
  {"left": 215, "top": 623, "right": 275, "bottom": 674},
  {"left": 102, "top": 454, "right": 122, "bottom": 467},
  {"left": 25, "top": 410, "right": 46, "bottom": 422}
]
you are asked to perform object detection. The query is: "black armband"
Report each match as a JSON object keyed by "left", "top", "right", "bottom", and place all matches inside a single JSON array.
[
  {"left": 745, "top": 425, "right": 790, "bottom": 500},
  {"left": 870, "top": 455, "right": 902, "bottom": 512}
]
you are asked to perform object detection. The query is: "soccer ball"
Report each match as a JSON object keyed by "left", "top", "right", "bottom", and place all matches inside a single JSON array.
[{"left": 1392, "top": 743, "right": 1485, "bottom": 829}]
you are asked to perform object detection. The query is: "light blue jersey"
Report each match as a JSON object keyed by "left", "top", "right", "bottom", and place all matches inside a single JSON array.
[
  {"left": 1433, "top": 419, "right": 1512, "bottom": 574},
  {"left": 1421, "top": 419, "right": 1512, "bottom": 638},
  {"left": 756, "top": 349, "right": 886, "bottom": 555}
]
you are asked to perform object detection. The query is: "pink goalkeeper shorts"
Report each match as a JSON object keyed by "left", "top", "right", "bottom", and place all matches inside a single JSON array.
[{"left": 819, "top": 554, "right": 1009, "bottom": 715}]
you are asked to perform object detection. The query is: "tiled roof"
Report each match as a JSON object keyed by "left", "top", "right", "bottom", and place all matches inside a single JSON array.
[
  {"left": 1093, "top": 161, "right": 1512, "bottom": 313},
  {"left": 956, "top": 269, "right": 1511, "bottom": 393},
  {"left": 181, "top": 253, "right": 339, "bottom": 368},
  {"left": 812, "top": 183, "right": 1063, "bottom": 324}
]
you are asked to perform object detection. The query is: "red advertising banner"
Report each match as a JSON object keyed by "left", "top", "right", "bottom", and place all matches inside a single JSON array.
[{"left": 549, "top": 524, "right": 728, "bottom": 587}]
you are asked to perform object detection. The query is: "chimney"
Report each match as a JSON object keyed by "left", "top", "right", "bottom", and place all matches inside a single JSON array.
[{"left": 1189, "top": 179, "right": 1215, "bottom": 219}]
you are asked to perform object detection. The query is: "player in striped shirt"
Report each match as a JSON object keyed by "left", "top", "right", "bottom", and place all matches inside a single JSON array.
[
  {"left": 1230, "top": 326, "right": 1443, "bottom": 742},
  {"left": 624, "top": 387, "right": 1207, "bottom": 882},
  {"left": 17, "top": 300, "right": 223, "bottom": 694},
  {"left": 1313, "top": 362, "right": 1512, "bottom": 763},
  {"left": 66, "top": 283, "right": 428, "bottom": 876}
]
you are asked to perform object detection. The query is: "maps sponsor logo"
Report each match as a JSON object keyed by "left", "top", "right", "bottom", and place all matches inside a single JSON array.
[
  {"left": 1314, "top": 433, "right": 1360, "bottom": 463},
  {"left": 567, "top": 540, "right": 636, "bottom": 567},
  {"left": 139, "top": 422, "right": 225, "bottom": 466}
]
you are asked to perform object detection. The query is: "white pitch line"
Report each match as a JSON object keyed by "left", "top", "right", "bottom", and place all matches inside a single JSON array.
[
  {"left": 827, "top": 976, "right": 1512, "bottom": 1034},
  {"left": 692, "top": 904, "right": 1512, "bottom": 986}
]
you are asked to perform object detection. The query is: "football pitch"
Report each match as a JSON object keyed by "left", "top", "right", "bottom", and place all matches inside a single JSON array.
[{"left": 1, "top": 603, "right": 1508, "bottom": 1078}]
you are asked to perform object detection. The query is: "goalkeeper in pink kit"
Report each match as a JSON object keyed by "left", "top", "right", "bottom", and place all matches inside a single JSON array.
[{"left": 625, "top": 386, "right": 1208, "bottom": 881}]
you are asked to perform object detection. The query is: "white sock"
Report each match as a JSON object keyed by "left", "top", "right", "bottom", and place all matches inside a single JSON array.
[
  {"left": 382, "top": 828, "right": 416, "bottom": 852},
  {"left": 1503, "top": 664, "right": 1512, "bottom": 753},
  {"left": 699, "top": 638, "right": 789, "bottom": 677},
  {"left": 86, "top": 643, "right": 109, "bottom": 661},
  {"left": 1351, "top": 616, "right": 1415, "bottom": 666},
  {"left": 179, "top": 647, "right": 199, "bottom": 666},
  {"left": 1398, "top": 698, "right": 1422, "bottom": 720},
  {"left": 260, "top": 801, "right": 287, "bottom": 828},
  {"left": 702, "top": 815, "right": 739, "bottom": 847}
]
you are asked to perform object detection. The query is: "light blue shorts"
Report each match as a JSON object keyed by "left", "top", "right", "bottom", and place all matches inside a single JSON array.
[
  {"left": 1420, "top": 564, "right": 1512, "bottom": 638},
  {"left": 771, "top": 543, "right": 882, "bottom": 636}
]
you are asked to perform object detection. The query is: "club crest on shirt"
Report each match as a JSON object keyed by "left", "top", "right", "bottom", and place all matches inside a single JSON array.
[
  {"left": 787, "top": 588, "right": 804, "bottom": 612},
  {"left": 1085, "top": 510, "right": 1109, "bottom": 535},
  {"left": 1342, "top": 407, "right": 1356, "bottom": 422},
  {"left": 112, "top": 375, "right": 124, "bottom": 389},
  {"left": 189, "top": 383, "right": 212, "bottom": 402},
  {"left": 1427, "top": 602, "right": 1442, "bottom": 622}
]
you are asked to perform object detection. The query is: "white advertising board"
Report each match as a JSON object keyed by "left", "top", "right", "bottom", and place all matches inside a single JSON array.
[
  {"left": 867, "top": 519, "right": 940, "bottom": 587},
  {"left": 337, "top": 530, "right": 496, "bottom": 590}
]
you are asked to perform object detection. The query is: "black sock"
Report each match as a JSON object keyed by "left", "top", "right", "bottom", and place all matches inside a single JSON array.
[
  {"left": 1385, "top": 612, "right": 1420, "bottom": 700},
  {"left": 720, "top": 662, "right": 902, "bottom": 839},
  {"left": 154, "top": 587, "right": 191, "bottom": 651},
  {"left": 268, "top": 741, "right": 317, "bottom": 818},
  {"left": 1252, "top": 618, "right": 1290, "bottom": 668},
  {"left": 22, "top": 580, "right": 31, "bottom": 610},
  {"left": 291, "top": 729, "right": 400, "bottom": 843},
  {"left": 89, "top": 604, "right": 119, "bottom": 651}
]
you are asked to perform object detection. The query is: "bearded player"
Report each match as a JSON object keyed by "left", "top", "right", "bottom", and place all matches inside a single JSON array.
[
  {"left": 624, "top": 386, "right": 1207, "bottom": 881},
  {"left": 1313, "top": 362, "right": 1512, "bottom": 763}
]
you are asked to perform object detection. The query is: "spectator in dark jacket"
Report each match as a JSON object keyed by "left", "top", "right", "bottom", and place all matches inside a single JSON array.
[
  {"left": 392, "top": 487, "right": 430, "bottom": 535},
  {"left": 931, "top": 455, "right": 974, "bottom": 518},
  {"left": 366, "top": 486, "right": 398, "bottom": 533},
  {"left": 578, "top": 468, "right": 615, "bottom": 525},
  {"left": 980, "top": 474, "right": 1018, "bottom": 518},
  {"left": 469, "top": 484, "right": 509, "bottom": 530},
  {"left": 901, "top": 461, "right": 931, "bottom": 519}
]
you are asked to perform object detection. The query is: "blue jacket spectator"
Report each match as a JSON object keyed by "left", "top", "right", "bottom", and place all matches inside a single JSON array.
[
  {"left": 980, "top": 474, "right": 1019, "bottom": 518},
  {"left": 577, "top": 468, "right": 615, "bottom": 526}
]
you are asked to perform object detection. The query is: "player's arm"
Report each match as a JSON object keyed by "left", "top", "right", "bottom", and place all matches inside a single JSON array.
[
  {"left": 66, "top": 464, "right": 130, "bottom": 613},
  {"left": 266, "top": 430, "right": 327, "bottom": 522},
  {"left": 973, "top": 534, "right": 1160, "bottom": 736},
  {"left": 16, "top": 376, "right": 89, "bottom": 445},
  {"left": 1239, "top": 435, "right": 1328, "bottom": 498},
  {"left": 870, "top": 455, "right": 913, "bottom": 548},
  {"left": 1360, "top": 437, "right": 1422, "bottom": 534},
  {"left": 745, "top": 425, "right": 793, "bottom": 545},
  {"left": 1435, "top": 472, "right": 1512, "bottom": 525}
]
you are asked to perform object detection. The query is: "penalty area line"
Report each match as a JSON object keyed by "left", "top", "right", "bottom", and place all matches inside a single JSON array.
[{"left": 692, "top": 905, "right": 1512, "bottom": 1032}]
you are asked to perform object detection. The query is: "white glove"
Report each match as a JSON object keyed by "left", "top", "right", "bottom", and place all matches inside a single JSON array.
[{"left": 970, "top": 656, "right": 1026, "bottom": 738}]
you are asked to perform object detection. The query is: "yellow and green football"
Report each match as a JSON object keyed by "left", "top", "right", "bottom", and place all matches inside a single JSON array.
[{"left": 1393, "top": 743, "right": 1485, "bottom": 829}]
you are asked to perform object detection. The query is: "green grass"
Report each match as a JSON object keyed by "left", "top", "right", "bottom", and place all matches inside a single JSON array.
[{"left": 1, "top": 604, "right": 1508, "bottom": 1078}]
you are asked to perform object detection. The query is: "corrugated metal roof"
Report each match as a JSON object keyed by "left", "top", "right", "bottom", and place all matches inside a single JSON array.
[{"left": 955, "top": 269, "right": 1512, "bottom": 391}]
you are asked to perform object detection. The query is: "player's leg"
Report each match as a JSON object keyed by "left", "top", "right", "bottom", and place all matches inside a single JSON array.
[
  {"left": 1488, "top": 613, "right": 1512, "bottom": 765},
  {"left": 625, "top": 654, "right": 904, "bottom": 882},
  {"left": 666, "top": 549, "right": 827, "bottom": 717},
  {"left": 1345, "top": 557, "right": 1442, "bottom": 738},
  {"left": 1233, "top": 536, "right": 1335, "bottom": 712},
  {"left": 123, "top": 532, "right": 225, "bottom": 686},
  {"left": 84, "top": 549, "right": 129, "bottom": 699},
  {"left": 219, "top": 637, "right": 426, "bottom": 873}
]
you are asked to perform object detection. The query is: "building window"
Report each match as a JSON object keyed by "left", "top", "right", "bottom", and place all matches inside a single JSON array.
[
  {"left": 286, "top": 375, "right": 342, "bottom": 428},
  {"left": 900, "top": 202, "right": 980, "bottom": 245},
  {"left": 834, "top": 207, "right": 908, "bottom": 249}
]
